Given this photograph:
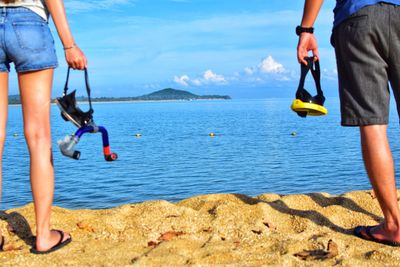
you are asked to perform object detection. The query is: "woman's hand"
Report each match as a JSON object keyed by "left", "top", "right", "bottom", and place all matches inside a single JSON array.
[
  {"left": 297, "top": 33, "right": 319, "bottom": 65},
  {"left": 64, "top": 46, "right": 88, "bottom": 70},
  {"left": 45, "top": 0, "right": 88, "bottom": 69}
]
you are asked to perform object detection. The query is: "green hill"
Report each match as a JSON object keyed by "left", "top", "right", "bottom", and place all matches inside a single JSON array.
[
  {"left": 139, "top": 88, "right": 198, "bottom": 100},
  {"left": 137, "top": 88, "right": 230, "bottom": 101}
]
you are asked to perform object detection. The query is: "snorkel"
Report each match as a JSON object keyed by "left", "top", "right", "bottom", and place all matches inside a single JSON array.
[
  {"left": 291, "top": 57, "right": 328, "bottom": 117},
  {"left": 55, "top": 68, "right": 118, "bottom": 161}
]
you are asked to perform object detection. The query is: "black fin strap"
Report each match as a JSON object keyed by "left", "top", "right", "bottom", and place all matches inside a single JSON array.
[
  {"left": 84, "top": 69, "right": 93, "bottom": 113},
  {"left": 297, "top": 57, "right": 312, "bottom": 93},
  {"left": 63, "top": 67, "right": 71, "bottom": 96},
  {"left": 310, "top": 59, "right": 324, "bottom": 97},
  {"left": 63, "top": 67, "right": 93, "bottom": 113}
]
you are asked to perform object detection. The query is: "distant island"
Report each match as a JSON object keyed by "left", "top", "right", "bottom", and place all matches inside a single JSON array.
[{"left": 8, "top": 88, "right": 231, "bottom": 105}]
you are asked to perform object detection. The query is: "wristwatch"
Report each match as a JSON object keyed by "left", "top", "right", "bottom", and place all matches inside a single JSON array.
[{"left": 296, "top": 25, "right": 314, "bottom": 36}]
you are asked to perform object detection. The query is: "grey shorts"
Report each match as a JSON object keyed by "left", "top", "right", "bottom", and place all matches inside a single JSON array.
[{"left": 332, "top": 3, "right": 400, "bottom": 126}]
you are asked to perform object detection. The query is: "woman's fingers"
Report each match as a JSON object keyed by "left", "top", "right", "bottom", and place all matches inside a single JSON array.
[{"left": 65, "top": 47, "right": 88, "bottom": 70}]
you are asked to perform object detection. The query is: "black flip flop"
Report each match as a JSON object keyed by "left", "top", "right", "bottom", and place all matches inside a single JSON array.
[
  {"left": 30, "top": 230, "right": 72, "bottom": 254},
  {"left": 354, "top": 225, "right": 400, "bottom": 247}
]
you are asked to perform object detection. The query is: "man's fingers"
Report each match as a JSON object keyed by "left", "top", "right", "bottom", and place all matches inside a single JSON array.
[
  {"left": 297, "top": 49, "right": 308, "bottom": 65},
  {"left": 312, "top": 49, "right": 320, "bottom": 62},
  {"left": 297, "top": 33, "right": 320, "bottom": 65}
]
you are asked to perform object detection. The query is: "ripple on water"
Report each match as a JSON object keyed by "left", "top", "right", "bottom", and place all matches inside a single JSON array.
[{"left": 0, "top": 99, "right": 387, "bottom": 209}]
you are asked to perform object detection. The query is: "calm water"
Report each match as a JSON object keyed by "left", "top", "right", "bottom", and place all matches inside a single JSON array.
[{"left": 3, "top": 98, "right": 400, "bottom": 209}]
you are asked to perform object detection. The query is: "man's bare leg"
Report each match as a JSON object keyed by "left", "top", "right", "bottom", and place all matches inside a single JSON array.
[{"left": 360, "top": 125, "right": 400, "bottom": 241}]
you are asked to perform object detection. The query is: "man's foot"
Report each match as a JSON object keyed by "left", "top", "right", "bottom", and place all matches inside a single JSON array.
[
  {"left": 354, "top": 224, "right": 400, "bottom": 246},
  {"left": 0, "top": 235, "right": 4, "bottom": 251},
  {"left": 31, "top": 229, "right": 71, "bottom": 254}
]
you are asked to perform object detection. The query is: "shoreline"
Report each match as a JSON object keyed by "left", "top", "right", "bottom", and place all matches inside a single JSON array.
[
  {"left": 77, "top": 98, "right": 230, "bottom": 105},
  {"left": 7, "top": 98, "right": 231, "bottom": 107},
  {"left": 0, "top": 190, "right": 394, "bottom": 266}
]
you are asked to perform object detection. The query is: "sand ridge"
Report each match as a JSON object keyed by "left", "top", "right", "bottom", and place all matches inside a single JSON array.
[{"left": 0, "top": 190, "right": 399, "bottom": 266}]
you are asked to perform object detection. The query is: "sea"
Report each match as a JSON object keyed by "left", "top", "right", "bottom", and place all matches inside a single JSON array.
[{"left": 2, "top": 98, "right": 400, "bottom": 210}]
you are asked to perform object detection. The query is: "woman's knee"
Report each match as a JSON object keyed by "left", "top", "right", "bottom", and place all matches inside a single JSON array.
[
  {"left": 24, "top": 124, "right": 51, "bottom": 146},
  {"left": 0, "top": 129, "right": 6, "bottom": 146}
]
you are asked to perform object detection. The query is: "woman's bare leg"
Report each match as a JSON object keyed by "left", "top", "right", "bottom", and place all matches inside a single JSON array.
[
  {"left": 18, "top": 69, "right": 70, "bottom": 251},
  {"left": 0, "top": 73, "right": 8, "bottom": 206},
  {"left": 0, "top": 72, "right": 8, "bottom": 247}
]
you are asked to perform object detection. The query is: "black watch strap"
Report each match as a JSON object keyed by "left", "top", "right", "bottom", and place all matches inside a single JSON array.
[{"left": 296, "top": 25, "right": 314, "bottom": 36}]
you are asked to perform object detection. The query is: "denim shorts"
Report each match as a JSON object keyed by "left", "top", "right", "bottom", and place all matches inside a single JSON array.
[
  {"left": 0, "top": 7, "right": 58, "bottom": 72},
  {"left": 331, "top": 3, "right": 400, "bottom": 126}
]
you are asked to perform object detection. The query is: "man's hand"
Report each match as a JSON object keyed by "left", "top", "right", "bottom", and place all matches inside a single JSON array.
[{"left": 297, "top": 33, "right": 319, "bottom": 65}]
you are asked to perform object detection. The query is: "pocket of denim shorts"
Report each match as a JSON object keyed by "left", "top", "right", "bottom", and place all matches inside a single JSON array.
[{"left": 12, "top": 21, "right": 47, "bottom": 52}]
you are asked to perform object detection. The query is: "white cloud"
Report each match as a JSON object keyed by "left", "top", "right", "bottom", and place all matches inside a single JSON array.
[
  {"left": 65, "top": 0, "right": 133, "bottom": 12},
  {"left": 240, "top": 56, "right": 289, "bottom": 84},
  {"left": 244, "top": 67, "right": 255, "bottom": 75},
  {"left": 322, "top": 68, "right": 338, "bottom": 80},
  {"left": 173, "top": 56, "right": 290, "bottom": 88},
  {"left": 173, "top": 70, "right": 226, "bottom": 87},
  {"left": 203, "top": 70, "right": 226, "bottom": 83},
  {"left": 192, "top": 79, "right": 202, "bottom": 86},
  {"left": 174, "top": 75, "right": 190, "bottom": 86},
  {"left": 258, "top": 56, "right": 285, "bottom": 74}
]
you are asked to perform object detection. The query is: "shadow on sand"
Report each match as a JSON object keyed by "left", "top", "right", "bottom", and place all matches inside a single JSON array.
[
  {"left": 0, "top": 211, "right": 34, "bottom": 246},
  {"left": 233, "top": 192, "right": 381, "bottom": 235}
]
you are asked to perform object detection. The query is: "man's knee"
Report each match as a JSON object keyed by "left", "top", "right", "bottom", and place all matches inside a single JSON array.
[{"left": 360, "top": 124, "right": 387, "bottom": 135}]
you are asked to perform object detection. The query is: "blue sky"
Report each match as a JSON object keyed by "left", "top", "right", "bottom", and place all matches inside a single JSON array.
[{"left": 11, "top": 0, "right": 339, "bottom": 98}]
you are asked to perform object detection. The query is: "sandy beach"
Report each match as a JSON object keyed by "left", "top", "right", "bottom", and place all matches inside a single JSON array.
[{"left": 0, "top": 190, "right": 398, "bottom": 266}]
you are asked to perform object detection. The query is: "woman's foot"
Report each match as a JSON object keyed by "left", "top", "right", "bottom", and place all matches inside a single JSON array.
[{"left": 31, "top": 229, "right": 71, "bottom": 254}]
